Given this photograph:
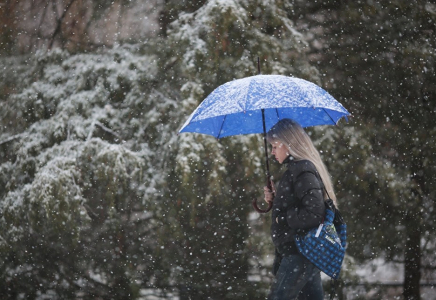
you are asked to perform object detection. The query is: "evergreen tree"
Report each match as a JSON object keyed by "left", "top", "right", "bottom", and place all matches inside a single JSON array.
[
  {"left": 293, "top": 1, "right": 436, "bottom": 298},
  {"left": 0, "top": 47, "right": 174, "bottom": 299}
]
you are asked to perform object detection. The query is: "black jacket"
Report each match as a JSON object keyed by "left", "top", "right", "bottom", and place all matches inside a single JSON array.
[{"left": 271, "top": 156, "right": 326, "bottom": 256}]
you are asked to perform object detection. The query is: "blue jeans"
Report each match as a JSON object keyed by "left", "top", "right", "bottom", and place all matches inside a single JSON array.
[{"left": 268, "top": 254, "right": 323, "bottom": 300}]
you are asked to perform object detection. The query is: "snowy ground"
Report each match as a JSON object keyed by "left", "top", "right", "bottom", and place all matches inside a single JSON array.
[
  {"left": 137, "top": 258, "right": 436, "bottom": 299},
  {"left": 355, "top": 258, "right": 404, "bottom": 284}
]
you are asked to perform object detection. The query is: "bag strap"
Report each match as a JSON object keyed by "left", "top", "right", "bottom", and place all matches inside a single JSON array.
[
  {"left": 313, "top": 171, "right": 336, "bottom": 210},
  {"left": 323, "top": 185, "right": 331, "bottom": 200}
]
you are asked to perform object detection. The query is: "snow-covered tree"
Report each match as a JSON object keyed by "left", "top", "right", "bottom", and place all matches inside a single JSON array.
[{"left": 0, "top": 46, "right": 178, "bottom": 299}]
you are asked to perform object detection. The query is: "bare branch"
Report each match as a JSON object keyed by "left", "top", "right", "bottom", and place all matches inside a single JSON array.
[
  {"left": 82, "top": 204, "right": 99, "bottom": 221},
  {"left": 37, "top": 1, "right": 50, "bottom": 38},
  {"left": 48, "top": 0, "right": 78, "bottom": 49}
]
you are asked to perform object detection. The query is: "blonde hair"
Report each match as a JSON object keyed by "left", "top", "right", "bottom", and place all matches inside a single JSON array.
[{"left": 266, "top": 119, "right": 337, "bottom": 205}]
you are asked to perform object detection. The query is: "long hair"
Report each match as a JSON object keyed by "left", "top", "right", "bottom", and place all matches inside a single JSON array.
[{"left": 266, "top": 119, "right": 337, "bottom": 205}]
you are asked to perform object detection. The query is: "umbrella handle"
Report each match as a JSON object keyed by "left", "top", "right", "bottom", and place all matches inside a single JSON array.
[
  {"left": 253, "top": 176, "right": 274, "bottom": 213},
  {"left": 252, "top": 199, "right": 273, "bottom": 213}
]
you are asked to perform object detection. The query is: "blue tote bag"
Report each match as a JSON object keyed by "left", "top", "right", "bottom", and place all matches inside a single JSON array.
[{"left": 294, "top": 199, "right": 347, "bottom": 280}]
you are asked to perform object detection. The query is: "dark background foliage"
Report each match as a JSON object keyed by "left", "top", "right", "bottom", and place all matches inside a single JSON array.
[{"left": 1, "top": 0, "right": 435, "bottom": 299}]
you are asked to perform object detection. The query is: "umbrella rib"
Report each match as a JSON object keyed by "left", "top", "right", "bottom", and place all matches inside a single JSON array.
[
  {"left": 321, "top": 108, "right": 337, "bottom": 125},
  {"left": 217, "top": 115, "right": 226, "bottom": 139}
]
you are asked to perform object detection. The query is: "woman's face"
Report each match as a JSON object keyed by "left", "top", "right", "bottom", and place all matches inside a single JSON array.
[{"left": 270, "top": 141, "right": 289, "bottom": 164}]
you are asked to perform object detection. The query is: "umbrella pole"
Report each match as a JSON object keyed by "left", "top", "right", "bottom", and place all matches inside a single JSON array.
[
  {"left": 252, "top": 109, "right": 273, "bottom": 213},
  {"left": 262, "top": 109, "right": 271, "bottom": 181}
]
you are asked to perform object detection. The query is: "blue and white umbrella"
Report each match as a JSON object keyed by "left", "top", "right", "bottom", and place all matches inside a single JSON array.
[
  {"left": 179, "top": 75, "right": 349, "bottom": 139},
  {"left": 179, "top": 74, "right": 350, "bottom": 212}
]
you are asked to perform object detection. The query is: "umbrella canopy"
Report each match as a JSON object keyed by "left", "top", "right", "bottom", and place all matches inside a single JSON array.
[
  {"left": 179, "top": 74, "right": 350, "bottom": 213},
  {"left": 179, "top": 75, "right": 350, "bottom": 138}
]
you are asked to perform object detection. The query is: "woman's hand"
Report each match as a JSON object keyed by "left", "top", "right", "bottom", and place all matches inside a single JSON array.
[{"left": 263, "top": 181, "right": 276, "bottom": 204}]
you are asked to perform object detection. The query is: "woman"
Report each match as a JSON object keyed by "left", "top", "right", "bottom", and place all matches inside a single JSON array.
[{"left": 263, "top": 118, "right": 337, "bottom": 300}]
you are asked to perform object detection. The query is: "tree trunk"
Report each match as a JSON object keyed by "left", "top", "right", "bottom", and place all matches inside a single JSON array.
[
  {"left": 403, "top": 155, "right": 426, "bottom": 300},
  {"left": 403, "top": 224, "right": 421, "bottom": 300}
]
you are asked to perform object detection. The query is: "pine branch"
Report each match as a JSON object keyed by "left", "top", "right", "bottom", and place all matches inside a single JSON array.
[
  {"left": 0, "top": 133, "right": 22, "bottom": 146},
  {"left": 87, "top": 120, "right": 121, "bottom": 141}
]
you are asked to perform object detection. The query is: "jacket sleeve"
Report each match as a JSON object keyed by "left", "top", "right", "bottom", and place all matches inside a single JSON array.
[{"left": 277, "top": 166, "right": 325, "bottom": 230}]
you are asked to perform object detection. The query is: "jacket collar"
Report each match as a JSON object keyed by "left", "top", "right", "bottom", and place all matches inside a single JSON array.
[{"left": 282, "top": 155, "right": 295, "bottom": 165}]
